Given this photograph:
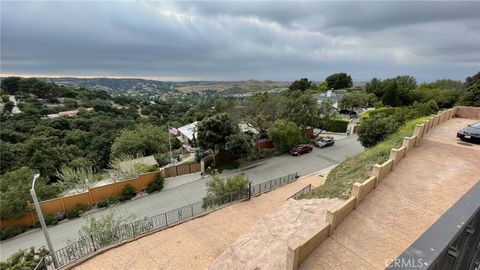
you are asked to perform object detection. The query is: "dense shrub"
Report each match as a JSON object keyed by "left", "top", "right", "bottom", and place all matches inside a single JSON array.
[
  {"left": 97, "top": 195, "right": 121, "bottom": 208},
  {"left": 96, "top": 199, "right": 109, "bottom": 208},
  {"left": 215, "top": 161, "right": 240, "bottom": 172},
  {"left": 0, "top": 225, "right": 27, "bottom": 240},
  {"left": 358, "top": 101, "right": 439, "bottom": 147},
  {"left": 358, "top": 113, "right": 399, "bottom": 147},
  {"left": 34, "top": 214, "right": 58, "bottom": 227},
  {"left": 133, "top": 163, "right": 157, "bottom": 174},
  {"left": 368, "top": 107, "right": 399, "bottom": 118},
  {"left": 154, "top": 153, "right": 170, "bottom": 167},
  {"left": 0, "top": 247, "right": 51, "bottom": 270},
  {"left": 359, "top": 112, "right": 370, "bottom": 123},
  {"left": 146, "top": 173, "right": 165, "bottom": 194},
  {"left": 66, "top": 204, "right": 89, "bottom": 219},
  {"left": 119, "top": 185, "right": 136, "bottom": 202},
  {"left": 109, "top": 195, "right": 120, "bottom": 204},
  {"left": 326, "top": 119, "right": 349, "bottom": 132},
  {"left": 202, "top": 173, "right": 249, "bottom": 209}
]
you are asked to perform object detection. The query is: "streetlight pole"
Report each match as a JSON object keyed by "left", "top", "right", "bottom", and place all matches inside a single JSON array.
[
  {"left": 30, "top": 174, "right": 59, "bottom": 268},
  {"left": 167, "top": 124, "right": 174, "bottom": 164}
]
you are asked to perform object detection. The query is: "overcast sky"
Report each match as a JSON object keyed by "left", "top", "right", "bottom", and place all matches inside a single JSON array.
[{"left": 1, "top": 1, "right": 479, "bottom": 82}]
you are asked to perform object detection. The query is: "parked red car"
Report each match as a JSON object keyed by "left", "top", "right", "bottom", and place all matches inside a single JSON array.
[{"left": 289, "top": 144, "right": 313, "bottom": 156}]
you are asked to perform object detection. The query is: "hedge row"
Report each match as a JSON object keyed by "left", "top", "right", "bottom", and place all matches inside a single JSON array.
[
  {"left": 360, "top": 107, "right": 400, "bottom": 123},
  {"left": 327, "top": 119, "right": 349, "bottom": 132}
]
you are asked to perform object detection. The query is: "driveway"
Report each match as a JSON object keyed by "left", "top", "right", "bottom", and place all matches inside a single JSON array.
[{"left": 0, "top": 136, "right": 363, "bottom": 260}]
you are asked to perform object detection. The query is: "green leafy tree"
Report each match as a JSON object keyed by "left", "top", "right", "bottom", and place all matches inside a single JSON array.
[
  {"left": 414, "top": 88, "right": 460, "bottom": 108},
  {"left": 2, "top": 101, "right": 14, "bottom": 114},
  {"left": 429, "top": 79, "right": 462, "bottom": 90},
  {"left": 225, "top": 133, "right": 253, "bottom": 158},
  {"left": 366, "top": 77, "right": 383, "bottom": 96},
  {"left": 366, "top": 75, "right": 417, "bottom": 107},
  {"left": 325, "top": 73, "right": 353, "bottom": 90},
  {"left": 289, "top": 78, "right": 312, "bottom": 92},
  {"left": 63, "top": 98, "right": 78, "bottom": 109},
  {"left": 382, "top": 80, "right": 402, "bottom": 106},
  {"left": 357, "top": 114, "right": 399, "bottom": 147},
  {"left": 197, "top": 113, "right": 239, "bottom": 152},
  {"left": 283, "top": 93, "right": 319, "bottom": 133},
  {"left": 111, "top": 124, "right": 169, "bottom": 158},
  {"left": 214, "top": 98, "right": 229, "bottom": 113},
  {"left": 309, "top": 81, "right": 328, "bottom": 93},
  {"left": 338, "top": 92, "right": 376, "bottom": 111},
  {"left": 0, "top": 167, "right": 61, "bottom": 220},
  {"left": 459, "top": 72, "right": 480, "bottom": 106},
  {"left": 243, "top": 93, "right": 284, "bottom": 136},
  {"left": 267, "top": 120, "right": 302, "bottom": 151},
  {"left": 317, "top": 99, "right": 337, "bottom": 132},
  {"left": 0, "top": 77, "right": 22, "bottom": 95}
]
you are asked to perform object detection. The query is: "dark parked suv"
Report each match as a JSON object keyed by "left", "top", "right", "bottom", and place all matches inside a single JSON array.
[
  {"left": 315, "top": 138, "right": 335, "bottom": 148},
  {"left": 289, "top": 144, "right": 313, "bottom": 156},
  {"left": 457, "top": 122, "right": 480, "bottom": 144}
]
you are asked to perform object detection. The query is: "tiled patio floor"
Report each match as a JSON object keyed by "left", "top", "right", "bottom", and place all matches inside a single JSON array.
[{"left": 73, "top": 171, "right": 325, "bottom": 270}]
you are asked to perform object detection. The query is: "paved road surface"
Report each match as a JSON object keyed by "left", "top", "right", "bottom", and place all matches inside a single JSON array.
[{"left": 0, "top": 136, "right": 362, "bottom": 260}]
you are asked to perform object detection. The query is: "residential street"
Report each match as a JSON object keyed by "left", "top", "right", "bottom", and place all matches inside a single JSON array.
[{"left": 0, "top": 136, "right": 362, "bottom": 260}]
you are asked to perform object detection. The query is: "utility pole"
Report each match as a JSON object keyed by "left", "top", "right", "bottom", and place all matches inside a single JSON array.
[
  {"left": 31, "top": 174, "right": 58, "bottom": 268},
  {"left": 167, "top": 124, "right": 174, "bottom": 164}
]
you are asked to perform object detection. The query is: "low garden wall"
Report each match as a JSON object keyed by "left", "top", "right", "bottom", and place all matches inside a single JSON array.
[
  {"left": 286, "top": 107, "right": 457, "bottom": 270},
  {"left": 351, "top": 176, "right": 376, "bottom": 208},
  {"left": 455, "top": 106, "right": 480, "bottom": 119}
]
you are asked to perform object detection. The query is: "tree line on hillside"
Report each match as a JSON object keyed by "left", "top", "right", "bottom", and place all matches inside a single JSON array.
[{"left": 0, "top": 77, "right": 231, "bottom": 221}]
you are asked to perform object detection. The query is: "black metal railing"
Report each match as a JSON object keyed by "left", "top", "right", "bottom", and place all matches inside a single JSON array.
[
  {"left": 287, "top": 184, "right": 312, "bottom": 201},
  {"left": 33, "top": 257, "right": 48, "bottom": 270},
  {"left": 387, "top": 180, "right": 480, "bottom": 270},
  {"left": 250, "top": 173, "right": 299, "bottom": 196},
  {"left": 50, "top": 172, "right": 299, "bottom": 268}
]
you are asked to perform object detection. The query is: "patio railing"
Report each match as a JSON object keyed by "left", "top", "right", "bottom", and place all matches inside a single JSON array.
[{"left": 286, "top": 184, "right": 312, "bottom": 201}]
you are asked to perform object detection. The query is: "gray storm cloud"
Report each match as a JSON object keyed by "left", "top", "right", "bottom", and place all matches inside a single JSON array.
[{"left": 1, "top": 1, "right": 479, "bottom": 81}]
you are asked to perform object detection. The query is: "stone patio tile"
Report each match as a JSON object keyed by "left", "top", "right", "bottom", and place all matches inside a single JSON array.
[
  {"left": 300, "top": 238, "right": 375, "bottom": 270},
  {"left": 330, "top": 211, "right": 412, "bottom": 269},
  {"left": 356, "top": 188, "right": 441, "bottom": 239}
]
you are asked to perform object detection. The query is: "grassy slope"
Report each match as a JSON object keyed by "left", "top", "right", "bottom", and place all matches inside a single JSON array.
[{"left": 305, "top": 117, "right": 426, "bottom": 199}]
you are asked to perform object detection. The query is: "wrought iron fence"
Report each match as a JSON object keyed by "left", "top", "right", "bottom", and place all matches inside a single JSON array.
[
  {"left": 286, "top": 184, "right": 312, "bottom": 201},
  {"left": 33, "top": 257, "right": 48, "bottom": 270},
  {"left": 250, "top": 173, "right": 299, "bottom": 196},
  {"left": 50, "top": 172, "right": 298, "bottom": 268}
]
